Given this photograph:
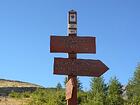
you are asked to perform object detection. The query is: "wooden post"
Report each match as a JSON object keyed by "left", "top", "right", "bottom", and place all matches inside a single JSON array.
[
  {"left": 67, "top": 51, "right": 77, "bottom": 105},
  {"left": 67, "top": 75, "right": 77, "bottom": 105},
  {"left": 67, "top": 10, "right": 77, "bottom": 105}
]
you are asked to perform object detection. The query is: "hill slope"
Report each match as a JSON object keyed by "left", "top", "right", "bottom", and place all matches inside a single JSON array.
[{"left": 0, "top": 79, "right": 42, "bottom": 87}]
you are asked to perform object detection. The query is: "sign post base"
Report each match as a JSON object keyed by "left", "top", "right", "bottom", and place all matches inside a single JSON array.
[{"left": 67, "top": 76, "right": 77, "bottom": 105}]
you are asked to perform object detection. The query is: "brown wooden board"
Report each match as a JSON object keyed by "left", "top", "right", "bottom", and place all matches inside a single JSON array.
[
  {"left": 54, "top": 58, "right": 109, "bottom": 77},
  {"left": 50, "top": 36, "right": 96, "bottom": 53}
]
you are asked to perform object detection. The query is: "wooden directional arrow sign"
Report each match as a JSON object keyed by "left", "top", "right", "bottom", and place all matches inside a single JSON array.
[
  {"left": 53, "top": 58, "right": 109, "bottom": 77},
  {"left": 50, "top": 36, "right": 96, "bottom": 53}
]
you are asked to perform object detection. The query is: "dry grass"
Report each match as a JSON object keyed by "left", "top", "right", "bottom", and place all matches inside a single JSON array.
[
  {"left": 0, "top": 79, "right": 41, "bottom": 87},
  {"left": 0, "top": 97, "right": 30, "bottom": 105}
]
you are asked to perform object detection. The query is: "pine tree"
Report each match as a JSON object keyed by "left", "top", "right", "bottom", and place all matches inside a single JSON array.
[
  {"left": 77, "top": 77, "right": 83, "bottom": 91},
  {"left": 126, "top": 63, "right": 140, "bottom": 104},
  {"left": 56, "top": 82, "right": 62, "bottom": 90},
  {"left": 64, "top": 76, "right": 68, "bottom": 87},
  {"left": 107, "top": 77, "right": 124, "bottom": 105},
  {"left": 84, "top": 77, "right": 107, "bottom": 105}
]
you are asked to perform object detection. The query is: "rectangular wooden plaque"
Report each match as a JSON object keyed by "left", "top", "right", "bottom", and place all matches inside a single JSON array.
[
  {"left": 50, "top": 36, "right": 96, "bottom": 53},
  {"left": 54, "top": 58, "right": 109, "bottom": 77}
]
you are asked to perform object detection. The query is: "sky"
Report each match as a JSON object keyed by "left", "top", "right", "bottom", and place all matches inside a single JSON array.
[{"left": 0, "top": 0, "right": 140, "bottom": 90}]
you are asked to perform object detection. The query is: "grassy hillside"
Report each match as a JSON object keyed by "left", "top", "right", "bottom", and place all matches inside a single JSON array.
[
  {"left": 0, "top": 79, "right": 42, "bottom": 87},
  {"left": 0, "top": 79, "right": 44, "bottom": 105},
  {"left": 0, "top": 97, "right": 29, "bottom": 105}
]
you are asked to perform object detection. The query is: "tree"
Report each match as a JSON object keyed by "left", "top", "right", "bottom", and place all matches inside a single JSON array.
[
  {"left": 107, "top": 77, "right": 124, "bottom": 105},
  {"left": 84, "top": 77, "right": 107, "bottom": 105},
  {"left": 56, "top": 82, "right": 62, "bottom": 90},
  {"left": 77, "top": 77, "right": 83, "bottom": 91},
  {"left": 78, "top": 91, "right": 88, "bottom": 105},
  {"left": 64, "top": 76, "right": 68, "bottom": 87},
  {"left": 126, "top": 63, "right": 140, "bottom": 104}
]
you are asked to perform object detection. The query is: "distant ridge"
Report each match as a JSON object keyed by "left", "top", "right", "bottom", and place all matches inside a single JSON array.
[{"left": 0, "top": 79, "right": 43, "bottom": 88}]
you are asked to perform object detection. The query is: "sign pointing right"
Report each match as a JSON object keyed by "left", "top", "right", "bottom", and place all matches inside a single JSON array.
[{"left": 54, "top": 58, "right": 109, "bottom": 77}]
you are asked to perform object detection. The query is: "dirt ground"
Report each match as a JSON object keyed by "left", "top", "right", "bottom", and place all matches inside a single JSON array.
[{"left": 0, "top": 97, "right": 29, "bottom": 105}]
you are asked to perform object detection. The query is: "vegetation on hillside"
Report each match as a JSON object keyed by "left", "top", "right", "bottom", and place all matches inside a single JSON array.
[{"left": 0, "top": 79, "right": 41, "bottom": 87}]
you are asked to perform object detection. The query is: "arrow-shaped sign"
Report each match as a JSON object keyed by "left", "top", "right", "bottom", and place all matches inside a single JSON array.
[{"left": 54, "top": 58, "right": 109, "bottom": 77}]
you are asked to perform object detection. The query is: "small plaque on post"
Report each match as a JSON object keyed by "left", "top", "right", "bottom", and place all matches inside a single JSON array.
[{"left": 66, "top": 78, "right": 74, "bottom": 100}]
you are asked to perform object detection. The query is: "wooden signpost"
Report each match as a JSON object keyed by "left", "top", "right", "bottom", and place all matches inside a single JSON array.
[{"left": 50, "top": 10, "right": 109, "bottom": 105}]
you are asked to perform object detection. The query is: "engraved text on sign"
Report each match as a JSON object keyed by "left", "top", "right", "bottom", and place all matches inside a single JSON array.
[{"left": 50, "top": 36, "right": 96, "bottom": 53}]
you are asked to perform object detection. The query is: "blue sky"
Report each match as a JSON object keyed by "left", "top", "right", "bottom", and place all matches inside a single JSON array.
[{"left": 0, "top": 0, "right": 140, "bottom": 90}]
